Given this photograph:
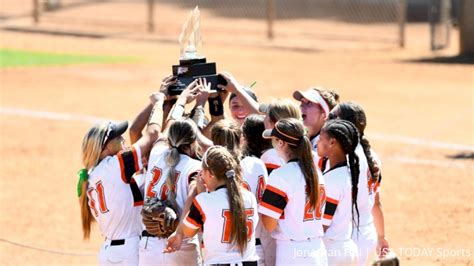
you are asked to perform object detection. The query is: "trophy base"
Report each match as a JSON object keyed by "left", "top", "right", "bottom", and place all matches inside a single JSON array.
[{"left": 169, "top": 57, "right": 223, "bottom": 96}]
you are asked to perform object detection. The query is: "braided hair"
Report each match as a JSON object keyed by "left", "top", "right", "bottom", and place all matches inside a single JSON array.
[
  {"left": 330, "top": 102, "right": 380, "bottom": 183},
  {"left": 321, "top": 119, "right": 360, "bottom": 228}
]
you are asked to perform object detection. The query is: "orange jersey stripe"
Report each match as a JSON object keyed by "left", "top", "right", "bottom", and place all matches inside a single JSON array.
[
  {"left": 323, "top": 213, "right": 333, "bottom": 220},
  {"left": 265, "top": 185, "right": 288, "bottom": 201},
  {"left": 260, "top": 201, "right": 284, "bottom": 214},
  {"left": 326, "top": 196, "right": 339, "bottom": 205},
  {"left": 117, "top": 153, "right": 127, "bottom": 183},
  {"left": 265, "top": 163, "right": 280, "bottom": 170},
  {"left": 131, "top": 146, "right": 140, "bottom": 172}
]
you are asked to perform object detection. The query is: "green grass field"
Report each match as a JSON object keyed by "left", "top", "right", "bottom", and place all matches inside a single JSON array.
[{"left": 0, "top": 48, "right": 138, "bottom": 67}]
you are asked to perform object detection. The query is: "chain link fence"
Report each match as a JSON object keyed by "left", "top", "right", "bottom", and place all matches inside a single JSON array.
[{"left": 7, "top": 0, "right": 406, "bottom": 49}]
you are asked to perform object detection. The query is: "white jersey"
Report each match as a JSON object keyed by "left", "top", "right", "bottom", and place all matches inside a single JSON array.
[
  {"left": 144, "top": 144, "right": 201, "bottom": 211},
  {"left": 87, "top": 144, "right": 144, "bottom": 240},
  {"left": 260, "top": 148, "right": 285, "bottom": 174},
  {"left": 240, "top": 156, "right": 268, "bottom": 203},
  {"left": 184, "top": 187, "right": 259, "bottom": 264},
  {"left": 258, "top": 160, "right": 326, "bottom": 241},
  {"left": 322, "top": 164, "right": 353, "bottom": 241},
  {"left": 144, "top": 144, "right": 201, "bottom": 248},
  {"left": 354, "top": 145, "right": 383, "bottom": 227}
]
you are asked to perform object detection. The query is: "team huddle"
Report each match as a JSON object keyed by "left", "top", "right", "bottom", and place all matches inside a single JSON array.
[{"left": 78, "top": 72, "right": 390, "bottom": 266}]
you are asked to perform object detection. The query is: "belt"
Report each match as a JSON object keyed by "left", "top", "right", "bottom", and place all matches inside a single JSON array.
[
  {"left": 110, "top": 239, "right": 125, "bottom": 246},
  {"left": 255, "top": 238, "right": 261, "bottom": 246},
  {"left": 211, "top": 262, "right": 257, "bottom": 266},
  {"left": 142, "top": 230, "right": 156, "bottom": 237}
]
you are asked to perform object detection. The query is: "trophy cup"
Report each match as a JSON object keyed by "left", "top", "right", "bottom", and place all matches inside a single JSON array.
[{"left": 168, "top": 7, "right": 225, "bottom": 96}]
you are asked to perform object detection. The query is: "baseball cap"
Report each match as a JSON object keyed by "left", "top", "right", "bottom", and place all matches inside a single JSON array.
[
  {"left": 262, "top": 120, "right": 302, "bottom": 146},
  {"left": 229, "top": 87, "right": 258, "bottom": 102},
  {"left": 102, "top": 121, "right": 128, "bottom": 148},
  {"left": 293, "top": 88, "right": 330, "bottom": 115}
]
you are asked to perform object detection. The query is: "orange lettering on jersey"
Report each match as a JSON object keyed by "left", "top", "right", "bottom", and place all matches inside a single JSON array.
[
  {"left": 242, "top": 181, "right": 251, "bottom": 191},
  {"left": 96, "top": 181, "right": 109, "bottom": 213},
  {"left": 87, "top": 181, "right": 110, "bottom": 217},
  {"left": 87, "top": 188, "right": 99, "bottom": 217},
  {"left": 146, "top": 167, "right": 162, "bottom": 198},
  {"left": 303, "top": 185, "right": 326, "bottom": 221},
  {"left": 221, "top": 209, "right": 254, "bottom": 243},
  {"left": 147, "top": 168, "right": 181, "bottom": 200}
]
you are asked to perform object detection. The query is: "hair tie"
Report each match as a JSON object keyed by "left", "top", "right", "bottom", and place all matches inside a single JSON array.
[
  {"left": 225, "top": 169, "right": 235, "bottom": 179},
  {"left": 171, "top": 145, "right": 178, "bottom": 149},
  {"left": 77, "top": 169, "right": 89, "bottom": 197}
]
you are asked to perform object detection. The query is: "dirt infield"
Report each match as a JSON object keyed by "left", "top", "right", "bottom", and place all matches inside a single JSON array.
[{"left": 1, "top": 2, "right": 473, "bottom": 265}]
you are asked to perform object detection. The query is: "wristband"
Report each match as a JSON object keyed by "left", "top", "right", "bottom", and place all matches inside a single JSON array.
[{"left": 208, "top": 96, "right": 224, "bottom": 116}]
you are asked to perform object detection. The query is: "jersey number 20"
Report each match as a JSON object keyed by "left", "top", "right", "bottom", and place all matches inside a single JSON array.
[
  {"left": 221, "top": 209, "right": 254, "bottom": 243},
  {"left": 303, "top": 185, "right": 326, "bottom": 221}
]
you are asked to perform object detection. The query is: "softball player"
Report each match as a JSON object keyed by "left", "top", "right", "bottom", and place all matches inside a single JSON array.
[
  {"left": 180, "top": 146, "right": 259, "bottom": 265},
  {"left": 328, "top": 102, "right": 389, "bottom": 264},
  {"left": 317, "top": 119, "right": 361, "bottom": 266},
  {"left": 258, "top": 99, "right": 301, "bottom": 173},
  {"left": 218, "top": 71, "right": 260, "bottom": 125},
  {"left": 78, "top": 93, "right": 165, "bottom": 266},
  {"left": 259, "top": 118, "right": 327, "bottom": 266},
  {"left": 293, "top": 87, "right": 339, "bottom": 153},
  {"left": 241, "top": 114, "right": 273, "bottom": 159},
  {"left": 139, "top": 119, "right": 202, "bottom": 266},
  {"left": 211, "top": 119, "right": 269, "bottom": 265}
]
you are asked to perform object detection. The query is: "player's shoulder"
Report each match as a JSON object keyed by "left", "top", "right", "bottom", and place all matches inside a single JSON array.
[
  {"left": 150, "top": 143, "right": 169, "bottom": 158},
  {"left": 241, "top": 156, "right": 266, "bottom": 169},
  {"left": 267, "top": 162, "right": 294, "bottom": 185},
  {"left": 260, "top": 149, "right": 284, "bottom": 164},
  {"left": 89, "top": 156, "right": 119, "bottom": 181},
  {"left": 324, "top": 166, "right": 351, "bottom": 186}
]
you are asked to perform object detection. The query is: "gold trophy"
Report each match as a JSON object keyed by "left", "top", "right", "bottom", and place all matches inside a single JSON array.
[{"left": 168, "top": 7, "right": 225, "bottom": 95}]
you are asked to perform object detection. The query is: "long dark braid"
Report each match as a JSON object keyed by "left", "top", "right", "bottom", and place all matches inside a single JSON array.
[
  {"left": 322, "top": 119, "right": 360, "bottom": 229},
  {"left": 331, "top": 102, "right": 380, "bottom": 182}
]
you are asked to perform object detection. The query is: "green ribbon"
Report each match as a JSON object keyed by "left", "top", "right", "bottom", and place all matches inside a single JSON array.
[{"left": 77, "top": 169, "right": 89, "bottom": 197}]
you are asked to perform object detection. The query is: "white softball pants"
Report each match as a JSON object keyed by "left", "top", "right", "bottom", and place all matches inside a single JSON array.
[
  {"left": 138, "top": 236, "right": 201, "bottom": 266},
  {"left": 324, "top": 238, "right": 359, "bottom": 266},
  {"left": 98, "top": 235, "right": 140, "bottom": 266}
]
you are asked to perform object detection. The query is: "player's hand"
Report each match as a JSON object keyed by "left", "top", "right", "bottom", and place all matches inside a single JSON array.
[
  {"left": 179, "top": 79, "right": 202, "bottom": 105},
  {"left": 376, "top": 237, "right": 389, "bottom": 258},
  {"left": 195, "top": 78, "right": 212, "bottom": 106},
  {"left": 217, "top": 71, "right": 241, "bottom": 93},
  {"left": 163, "top": 230, "right": 183, "bottom": 253},
  {"left": 149, "top": 91, "right": 166, "bottom": 105}
]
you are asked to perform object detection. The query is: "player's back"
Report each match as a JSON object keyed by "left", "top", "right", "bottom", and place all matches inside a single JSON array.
[
  {"left": 144, "top": 144, "right": 201, "bottom": 213},
  {"left": 240, "top": 156, "right": 268, "bottom": 202},
  {"left": 87, "top": 153, "right": 143, "bottom": 240},
  {"left": 196, "top": 187, "right": 259, "bottom": 264},
  {"left": 323, "top": 165, "right": 353, "bottom": 241},
  {"left": 260, "top": 161, "right": 326, "bottom": 241}
]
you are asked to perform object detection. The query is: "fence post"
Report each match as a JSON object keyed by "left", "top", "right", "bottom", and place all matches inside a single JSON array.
[
  {"left": 147, "top": 0, "right": 155, "bottom": 33},
  {"left": 33, "top": 0, "right": 40, "bottom": 24},
  {"left": 398, "top": 0, "right": 406, "bottom": 48},
  {"left": 266, "top": 0, "right": 275, "bottom": 39}
]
